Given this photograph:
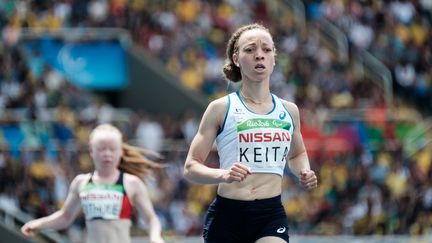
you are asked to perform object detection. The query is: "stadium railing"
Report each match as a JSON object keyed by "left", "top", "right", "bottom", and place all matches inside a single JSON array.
[
  {"left": 404, "top": 116, "right": 432, "bottom": 158},
  {"left": 358, "top": 51, "right": 394, "bottom": 108},
  {"left": 285, "top": 0, "right": 393, "bottom": 109}
]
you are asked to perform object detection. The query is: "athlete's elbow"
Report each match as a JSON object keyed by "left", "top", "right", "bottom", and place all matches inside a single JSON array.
[
  {"left": 184, "top": 159, "right": 202, "bottom": 182},
  {"left": 183, "top": 161, "right": 194, "bottom": 179},
  {"left": 53, "top": 211, "right": 74, "bottom": 229}
]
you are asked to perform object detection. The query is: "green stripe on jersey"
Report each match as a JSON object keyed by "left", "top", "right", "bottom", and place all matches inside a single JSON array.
[
  {"left": 82, "top": 183, "right": 124, "bottom": 192},
  {"left": 237, "top": 118, "right": 291, "bottom": 132}
]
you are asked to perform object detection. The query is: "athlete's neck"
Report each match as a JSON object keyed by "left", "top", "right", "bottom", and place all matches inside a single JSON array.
[
  {"left": 94, "top": 169, "right": 120, "bottom": 183},
  {"left": 239, "top": 88, "right": 271, "bottom": 105}
]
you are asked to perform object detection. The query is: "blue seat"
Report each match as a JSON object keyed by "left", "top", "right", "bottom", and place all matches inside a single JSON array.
[
  {"left": 2, "top": 124, "right": 25, "bottom": 158},
  {"left": 2, "top": 124, "right": 24, "bottom": 147}
]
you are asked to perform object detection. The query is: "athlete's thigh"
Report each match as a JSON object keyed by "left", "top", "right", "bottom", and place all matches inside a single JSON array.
[{"left": 255, "top": 236, "right": 287, "bottom": 243}]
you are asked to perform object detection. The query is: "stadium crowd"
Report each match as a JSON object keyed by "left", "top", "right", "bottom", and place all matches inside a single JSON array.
[
  {"left": 0, "top": 0, "right": 431, "bottom": 239},
  {"left": 308, "top": 0, "right": 432, "bottom": 114}
]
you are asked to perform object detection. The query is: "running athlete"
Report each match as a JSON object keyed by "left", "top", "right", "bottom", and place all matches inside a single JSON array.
[
  {"left": 21, "top": 124, "right": 165, "bottom": 243},
  {"left": 183, "top": 23, "right": 318, "bottom": 243}
]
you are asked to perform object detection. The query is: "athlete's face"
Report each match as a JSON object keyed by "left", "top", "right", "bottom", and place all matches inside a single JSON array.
[
  {"left": 89, "top": 131, "right": 123, "bottom": 171},
  {"left": 233, "top": 28, "right": 276, "bottom": 83}
]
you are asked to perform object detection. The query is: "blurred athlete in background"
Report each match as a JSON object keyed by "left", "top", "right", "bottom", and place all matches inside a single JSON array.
[{"left": 21, "top": 124, "right": 165, "bottom": 243}]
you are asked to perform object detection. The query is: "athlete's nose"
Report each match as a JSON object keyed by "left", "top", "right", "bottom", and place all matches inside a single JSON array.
[
  {"left": 255, "top": 49, "right": 264, "bottom": 60},
  {"left": 102, "top": 148, "right": 113, "bottom": 157}
]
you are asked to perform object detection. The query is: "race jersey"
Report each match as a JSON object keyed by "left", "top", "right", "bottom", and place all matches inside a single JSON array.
[
  {"left": 80, "top": 172, "right": 132, "bottom": 220},
  {"left": 216, "top": 92, "right": 295, "bottom": 176}
]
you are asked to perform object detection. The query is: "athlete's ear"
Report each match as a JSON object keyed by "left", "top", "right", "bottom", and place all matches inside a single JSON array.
[{"left": 232, "top": 53, "right": 239, "bottom": 67}]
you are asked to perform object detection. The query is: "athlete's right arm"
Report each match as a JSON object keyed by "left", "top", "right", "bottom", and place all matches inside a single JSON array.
[
  {"left": 21, "top": 174, "right": 85, "bottom": 237},
  {"left": 183, "top": 98, "right": 251, "bottom": 184}
]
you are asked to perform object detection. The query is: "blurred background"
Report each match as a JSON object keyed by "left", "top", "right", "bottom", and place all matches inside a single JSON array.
[{"left": 0, "top": 0, "right": 431, "bottom": 242}]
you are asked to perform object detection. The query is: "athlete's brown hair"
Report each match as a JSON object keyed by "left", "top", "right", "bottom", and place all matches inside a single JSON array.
[{"left": 223, "top": 23, "right": 275, "bottom": 82}]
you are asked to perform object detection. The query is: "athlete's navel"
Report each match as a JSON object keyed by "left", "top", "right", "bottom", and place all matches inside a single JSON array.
[{"left": 250, "top": 186, "right": 257, "bottom": 195}]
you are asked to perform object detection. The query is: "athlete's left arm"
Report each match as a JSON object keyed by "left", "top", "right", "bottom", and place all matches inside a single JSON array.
[
  {"left": 125, "top": 174, "right": 164, "bottom": 243},
  {"left": 283, "top": 101, "right": 317, "bottom": 190}
]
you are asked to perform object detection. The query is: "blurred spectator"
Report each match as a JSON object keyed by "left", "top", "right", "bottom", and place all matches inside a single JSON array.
[
  {"left": 180, "top": 109, "right": 199, "bottom": 145},
  {"left": 135, "top": 112, "right": 165, "bottom": 152}
]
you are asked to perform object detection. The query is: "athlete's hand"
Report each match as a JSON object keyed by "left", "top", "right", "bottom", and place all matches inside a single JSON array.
[
  {"left": 223, "top": 163, "right": 252, "bottom": 183},
  {"left": 21, "top": 220, "right": 40, "bottom": 237},
  {"left": 299, "top": 169, "right": 317, "bottom": 190}
]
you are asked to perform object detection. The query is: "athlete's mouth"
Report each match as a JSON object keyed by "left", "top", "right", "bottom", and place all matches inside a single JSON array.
[{"left": 255, "top": 64, "right": 266, "bottom": 70}]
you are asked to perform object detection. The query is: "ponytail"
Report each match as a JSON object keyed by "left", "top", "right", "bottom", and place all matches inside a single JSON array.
[{"left": 119, "top": 143, "right": 165, "bottom": 180}]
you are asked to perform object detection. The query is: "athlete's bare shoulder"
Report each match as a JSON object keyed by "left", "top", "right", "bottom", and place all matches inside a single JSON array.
[
  {"left": 208, "top": 95, "right": 229, "bottom": 114},
  {"left": 76, "top": 172, "right": 92, "bottom": 181},
  {"left": 122, "top": 173, "right": 147, "bottom": 198},
  {"left": 281, "top": 100, "right": 300, "bottom": 121},
  {"left": 280, "top": 100, "right": 299, "bottom": 113},
  {"left": 201, "top": 95, "right": 230, "bottom": 128},
  {"left": 123, "top": 173, "right": 142, "bottom": 185},
  {"left": 70, "top": 173, "right": 92, "bottom": 192}
]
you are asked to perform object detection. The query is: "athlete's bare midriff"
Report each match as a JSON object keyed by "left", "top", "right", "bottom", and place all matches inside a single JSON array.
[
  {"left": 86, "top": 219, "right": 131, "bottom": 243},
  {"left": 217, "top": 173, "right": 282, "bottom": 200}
]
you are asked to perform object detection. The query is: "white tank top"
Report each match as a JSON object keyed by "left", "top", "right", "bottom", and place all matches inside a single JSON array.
[{"left": 216, "top": 92, "right": 295, "bottom": 176}]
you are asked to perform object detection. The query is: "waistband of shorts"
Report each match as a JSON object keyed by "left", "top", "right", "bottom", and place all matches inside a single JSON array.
[{"left": 215, "top": 194, "right": 282, "bottom": 208}]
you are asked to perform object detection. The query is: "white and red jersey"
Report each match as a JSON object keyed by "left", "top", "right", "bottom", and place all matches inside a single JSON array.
[
  {"left": 216, "top": 92, "right": 295, "bottom": 176},
  {"left": 79, "top": 172, "right": 132, "bottom": 221}
]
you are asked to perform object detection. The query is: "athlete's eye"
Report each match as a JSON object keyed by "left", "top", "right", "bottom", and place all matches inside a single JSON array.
[{"left": 244, "top": 48, "right": 253, "bottom": 53}]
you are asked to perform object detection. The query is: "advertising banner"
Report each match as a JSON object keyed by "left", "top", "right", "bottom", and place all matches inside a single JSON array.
[{"left": 24, "top": 38, "right": 128, "bottom": 90}]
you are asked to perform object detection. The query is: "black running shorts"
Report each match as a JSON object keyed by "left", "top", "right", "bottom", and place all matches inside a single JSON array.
[{"left": 203, "top": 195, "right": 289, "bottom": 243}]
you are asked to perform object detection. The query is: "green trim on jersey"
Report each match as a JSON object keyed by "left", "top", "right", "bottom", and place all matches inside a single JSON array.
[
  {"left": 237, "top": 118, "right": 292, "bottom": 132},
  {"left": 82, "top": 183, "right": 124, "bottom": 193}
]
